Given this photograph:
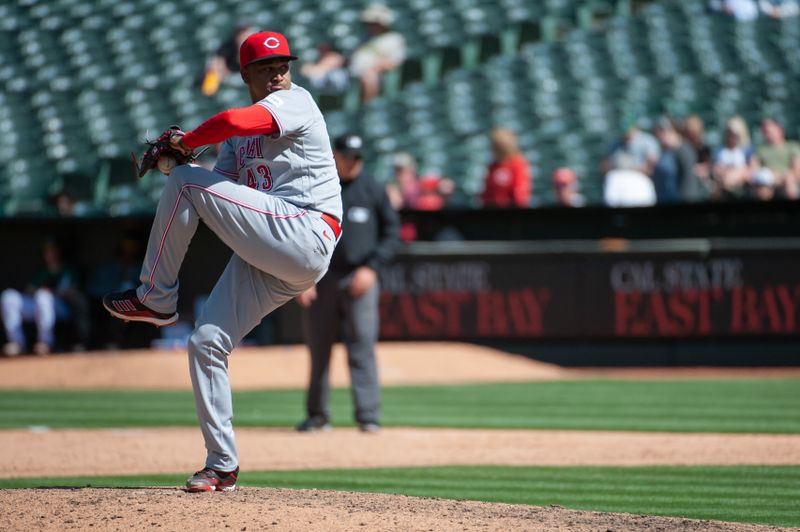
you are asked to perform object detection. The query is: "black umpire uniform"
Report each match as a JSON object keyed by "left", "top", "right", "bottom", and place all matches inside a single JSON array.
[{"left": 298, "top": 133, "right": 401, "bottom": 431}]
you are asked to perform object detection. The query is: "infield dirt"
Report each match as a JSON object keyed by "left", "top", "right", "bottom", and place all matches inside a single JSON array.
[
  {"left": 1, "top": 342, "right": 798, "bottom": 531},
  {"left": 0, "top": 487, "right": 793, "bottom": 532}
]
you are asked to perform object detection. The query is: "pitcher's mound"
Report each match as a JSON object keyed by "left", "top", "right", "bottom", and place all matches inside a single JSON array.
[{"left": 0, "top": 487, "right": 782, "bottom": 532}]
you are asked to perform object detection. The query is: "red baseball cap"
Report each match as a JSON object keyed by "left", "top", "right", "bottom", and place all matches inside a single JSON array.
[
  {"left": 552, "top": 167, "right": 578, "bottom": 187},
  {"left": 239, "top": 31, "right": 297, "bottom": 68}
]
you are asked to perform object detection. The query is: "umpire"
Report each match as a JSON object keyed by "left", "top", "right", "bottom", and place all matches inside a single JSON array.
[{"left": 295, "top": 133, "right": 401, "bottom": 433}]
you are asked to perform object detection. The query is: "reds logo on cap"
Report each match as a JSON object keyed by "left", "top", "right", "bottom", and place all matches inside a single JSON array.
[
  {"left": 240, "top": 31, "right": 297, "bottom": 68},
  {"left": 263, "top": 37, "right": 280, "bottom": 49}
]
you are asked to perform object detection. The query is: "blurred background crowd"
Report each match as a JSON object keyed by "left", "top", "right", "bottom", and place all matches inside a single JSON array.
[
  {"left": 2, "top": 0, "right": 800, "bottom": 355},
  {"left": 1, "top": 0, "right": 799, "bottom": 217}
]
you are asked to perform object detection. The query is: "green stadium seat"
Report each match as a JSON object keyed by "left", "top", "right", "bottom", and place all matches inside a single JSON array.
[{"left": 4, "top": 0, "right": 800, "bottom": 214}]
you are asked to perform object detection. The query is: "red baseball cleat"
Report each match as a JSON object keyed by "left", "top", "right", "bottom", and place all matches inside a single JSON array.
[
  {"left": 102, "top": 289, "right": 178, "bottom": 327},
  {"left": 185, "top": 466, "right": 239, "bottom": 492}
]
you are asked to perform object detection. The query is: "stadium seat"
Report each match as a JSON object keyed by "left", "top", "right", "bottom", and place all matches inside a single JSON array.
[{"left": 3, "top": 0, "right": 800, "bottom": 213}]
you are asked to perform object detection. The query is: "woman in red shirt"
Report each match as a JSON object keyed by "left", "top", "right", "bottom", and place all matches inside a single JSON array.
[{"left": 480, "top": 127, "right": 532, "bottom": 207}]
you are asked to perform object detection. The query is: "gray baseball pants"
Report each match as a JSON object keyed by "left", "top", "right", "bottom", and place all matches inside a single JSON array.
[
  {"left": 135, "top": 165, "right": 335, "bottom": 471},
  {"left": 302, "top": 269, "right": 381, "bottom": 425}
]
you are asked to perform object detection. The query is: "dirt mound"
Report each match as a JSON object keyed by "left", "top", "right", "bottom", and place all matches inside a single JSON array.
[{"left": 0, "top": 487, "right": 787, "bottom": 532}]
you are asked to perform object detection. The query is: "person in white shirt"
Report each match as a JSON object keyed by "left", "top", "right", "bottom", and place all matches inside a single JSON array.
[
  {"left": 759, "top": 0, "right": 799, "bottom": 18},
  {"left": 711, "top": 117, "right": 755, "bottom": 200},
  {"left": 603, "top": 169, "right": 657, "bottom": 207},
  {"left": 349, "top": 3, "right": 407, "bottom": 101},
  {"left": 710, "top": 0, "right": 760, "bottom": 21}
]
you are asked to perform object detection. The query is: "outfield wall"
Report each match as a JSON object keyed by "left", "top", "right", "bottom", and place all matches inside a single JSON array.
[
  {"left": 377, "top": 239, "right": 800, "bottom": 341},
  {"left": 1, "top": 202, "right": 798, "bottom": 364},
  {"left": 268, "top": 238, "right": 800, "bottom": 364}
]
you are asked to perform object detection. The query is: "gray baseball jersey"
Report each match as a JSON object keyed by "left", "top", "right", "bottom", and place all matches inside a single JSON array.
[
  {"left": 133, "top": 81, "right": 342, "bottom": 473},
  {"left": 213, "top": 83, "right": 342, "bottom": 222}
]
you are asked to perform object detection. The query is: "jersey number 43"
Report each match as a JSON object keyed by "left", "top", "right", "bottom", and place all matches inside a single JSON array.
[{"left": 246, "top": 164, "right": 273, "bottom": 191}]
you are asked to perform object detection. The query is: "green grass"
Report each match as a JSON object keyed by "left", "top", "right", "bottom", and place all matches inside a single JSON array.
[
  {"left": 2, "top": 466, "right": 798, "bottom": 527},
  {"left": 1, "top": 379, "right": 799, "bottom": 432}
]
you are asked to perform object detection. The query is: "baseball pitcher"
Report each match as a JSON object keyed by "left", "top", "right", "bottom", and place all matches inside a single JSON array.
[{"left": 103, "top": 31, "right": 342, "bottom": 492}]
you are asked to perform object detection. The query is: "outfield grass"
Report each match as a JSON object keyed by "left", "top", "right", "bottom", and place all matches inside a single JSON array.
[
  {"left": 1, "top": 380, "right": 798, "bottom": 432},
  {"left": 1, "top": 466, "right": 798, "bottom": 527}
]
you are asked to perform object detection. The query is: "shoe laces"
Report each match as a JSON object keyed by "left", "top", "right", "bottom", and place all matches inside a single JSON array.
[
  {"left": 193, "top": 467, "right": 217, "bottom": 479},
  {"left": 193, "top": 467, "right": 235, "bottom": 479}
]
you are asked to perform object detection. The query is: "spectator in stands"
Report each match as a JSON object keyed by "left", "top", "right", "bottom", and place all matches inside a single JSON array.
[
  {"left": 682, "top": 114, "right": 713, "bottom": 186},
  {"left": 386, "top": 152, "right": 419, "bottom": 211},
  {"left": 480, "top": 127, "right": 532, "bottom": 208},
  {"left": 50, "top": 189, "right": 76, "bottom": 217},
  {"left": 727, "top": 115, "right": 754, "bottom": 148},
  {"left": 1, "top": 239, "right": 88, "bottom": 356},
  {"left": 299, "top": 42, "right": 349, "bottom": 95},
  {"left": 200, "top": 23, "right": 254, "bottom": 97},
  {"left": 652, "top": 117, "right": 707, "bottom": 203},
  {"left": 748, "top": 167, "right": 778, "bottom": 200},
  {"left": 603, "top": 168, "right": 657, "bottom": 207},
  {"left": 387, "top": 152, "right": 455, "bottom": 241},
  {"left": 652, "top": 118, "right": 686, "bottom": 204},
  {"left": 710, "top": 0, "right": 760, "bottom": 21},
  {"left": 349, "top": 3, "right": 407, "bottom": 101},
  {"left": 602, "top": 113, "right": 660, "bottom": 178},
  {"left": 551, "top": 167, "right": 585, "bottom": 207},
  {"left": 753, "top": 117, "right": 800, "bottom": 199},
  {"left": 601, "top": 114, "right": 661, "bottom": 207},
  {"left": 710, "top": 116, "right": 755, "bottom": 200},
  {"left": 387, "top": 152, "right": 454, "bottom": 211},
  {"left": 759, "top": 0, "right": 799, "bottom": 18},
  {"left": 415, "top": 174, "right": 452, "bottom": 210},
  {"left": 387, "top": 153, "right": 421, "bottom": 241}
]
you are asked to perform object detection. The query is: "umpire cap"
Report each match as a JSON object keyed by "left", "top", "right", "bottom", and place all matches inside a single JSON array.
[{"left": 333, "top": 134, "right": 363, "bottom": 157}]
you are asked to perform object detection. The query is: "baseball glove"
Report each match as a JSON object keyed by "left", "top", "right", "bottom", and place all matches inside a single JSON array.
[{"left": 130, "top": 125, "right": 203, "bottom": 178}]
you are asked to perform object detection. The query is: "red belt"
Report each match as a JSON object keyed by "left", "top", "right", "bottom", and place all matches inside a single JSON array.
[{"left": 321, "top": 212, "right": 342, "bottom": 239}]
